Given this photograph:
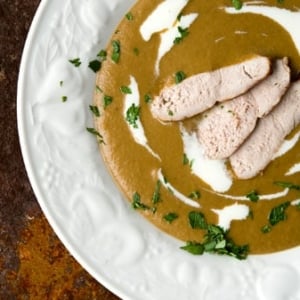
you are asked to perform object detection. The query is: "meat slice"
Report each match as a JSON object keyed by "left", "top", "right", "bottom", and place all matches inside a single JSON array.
[
  {"left": 230, "top": 80, "right": 300, "bottom": 179},
  {"left": 151, "top": 55, "right": 271, "bottom": 121},
  {"left": 196, "top": 58, "right": 290, "bottom": 160}
]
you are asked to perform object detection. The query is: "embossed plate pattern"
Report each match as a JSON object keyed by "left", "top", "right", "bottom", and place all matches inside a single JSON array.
[{"left": 17, "top": 0, "right": 300, "bottom": 299}]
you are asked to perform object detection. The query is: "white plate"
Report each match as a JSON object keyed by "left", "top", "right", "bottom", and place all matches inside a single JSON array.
[{"left": 17, "top": 0, "right": 300, "bottom": 299}]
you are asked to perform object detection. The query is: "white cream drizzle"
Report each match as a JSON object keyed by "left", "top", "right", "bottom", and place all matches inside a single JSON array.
[
  {"left": 225, "top": 5, "right": 300, "bottom": 55},
  {"left": 157, "top": 169, "right": 200, "bottom": 208},
  {"left": 140, "top": 0, "right": 189, "bottom": 41},
  {"left": 218, "top": 188, "right": 290, "bottom": 201},
  {"left": 291, "top": 199, "right": 300, "bottom": 206},
  {"left": 180, "top": 125, "right": 233, "bottom": 193},
  {"left": 285, "top": 163, "right": 300, "bottom": 176},
  {"left": 155, "top": 13, "right": 198, "bottom": 74},
  {"left": 124, "top": 76, "right": 160, "bottom": 160},
  {"left": 211, "top": 203, "right": 249, "bottom": 230},
  {"left": 273, "top": 131, "right": 300, "bottom": 160}
]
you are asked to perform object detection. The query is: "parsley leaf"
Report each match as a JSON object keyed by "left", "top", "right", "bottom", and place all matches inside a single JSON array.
[
  {"left": 126, "top": 103, "right": 140, "bottom": 128},
  {"left": 173, "top": 26, "right": 189, "bottom": 44},
  {"left": 246, "top": 190, "right": 259, "bottom": 202},
  {"left": 89, "top": 105, "right": 100, "bottom": 117},
  {"left": 183, "top": 153, "right": 189, "bottom": 165},
  {"left": 144, "top": 94, "right": 152, "bottom": 103},
  {"left": 88, "top": 59, "right": 101, "bottom": 73},
  {"left": 163, "top": 212, "right": 179, "bottom": 224},
  {"left": 188, "top": 211, "right": 207, "bottom": 229},
  {"left": 111, "top": 40, "right": 121, "bottom": 63},
  {"left": 181, "top": 241, "right": 204, "bottom": 255},
  {"left": 231, "top": 0, "right": 243, "bottom": 10},
  {"left": 120, "top": 85, "right": 132, "bottom": 94},
  {"left": 131, "top": 192, "right": 150, "bottom": 210},
  {"left": 103, "top": 95, "right": 113, "bottom": 108},
  {"left": 61, "top": 96, "right": 68, "bottom": 102},
  {"left": 86, "top": 127, "right": 105, "bottom": 144},
  {"left": 152, "top": 180, "right": 161, "bottom": 205},
  {"left": 97, "top": 49, "right": 107, "bottom": 61},
  {"left": 69, "top": 58, "right": 81, "bottom": 67},
  {"left": 175, "top": 71, "right": 186, "bottom": 84},
  {"left": 125, "top": 12, "right": 133, "bottom": 20},
  {"left": 269, "top": 201, "right": 290, "bottom": 226},
  {"left": 274, "top": 181, "right": 300, "bottom": 191},
  {"left": 188, "top": 191, "right": 201, "bottom": 200}
]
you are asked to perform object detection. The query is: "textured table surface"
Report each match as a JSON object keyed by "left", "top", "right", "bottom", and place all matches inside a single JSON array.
[{"left": 0, "top": 1, "right": 120, "bottom": 298}]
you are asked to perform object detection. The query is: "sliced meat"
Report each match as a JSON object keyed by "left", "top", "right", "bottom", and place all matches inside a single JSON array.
[
  {"left": 230, "top": 80, "right": 300, "bottom": 179},
  {"left": 196, "top": 58, "right": 290, "bottom": 159},
  {"left": 151, "top": 55, "right": 271, "bottom": 121}
]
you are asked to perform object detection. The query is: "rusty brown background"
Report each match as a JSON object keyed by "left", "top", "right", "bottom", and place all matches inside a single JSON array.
[{"left": 0, "top": 1, "right": 120, "bottom": 299}]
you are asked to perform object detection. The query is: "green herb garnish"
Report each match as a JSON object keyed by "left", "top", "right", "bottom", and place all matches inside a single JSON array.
[
  {"left": 132, "top": 192, "right": 150, "bottom": 210},
  {"left": 173, "top": 26, "right": 189, "bottom": 44},
  {"left": 125, "top": 12, "right": 134, "bottom": 20},
  {"left": 231, "top": 0, "right": 243, "bottom": 10},
  {"left": 111, "top": 40, "right": 121, "bottom": 63},
  {"left": 269, "top": 201, "right": 290, "bottom": 226},
  {"left": 152, "top": 180, "right": 161, "bottom": 205},
  {"left": 246, "top": 190, "right": 259, "bottom": 202},
  {"left": 61, "top": 96, "right": 68, "bottom": 102},
  {"left": 261, "top": 224, "right": 272, "bottom": 234},
  {"left": 163, "top": 213, "right": 179, "bottom": 224},
  {"left": 59, "top": 80, "right": 64, "bottom": 87},
  {"left": 188, "top": 211, "right": 207, "bottom": 229},
  {"left": 274, "top": 181, "right": 300, "bottom": 191},
  {"left": 89, "top": 105, "right": 100, "bottom": 117},
  {"left": 97, "top": 49, "right": 107, "bottom": 61},
  {"left": 103, "top": 95, "right": 113, "bottom": 108},
  {"left": 120, "top": 85, "right": 132, "bottom": 94},
  {"left": 95, "top": 85, "right": 103, "bottom": 93},
  {"left": 133, "top": 47, "right": 139, "bottom": 56},
  {"left": 126, "top": 103, "right": 140, "bottom": 128},
  {"left": 144, "top": 94, "right": 152, "bottom": 103},
  {"left": 69, "top": 57, "right": 81, "bottom": 67},
  {"left": 175, "top": 71, "right": 186, "bottom": 84},
  {"left": 188, "top": 191, "right": 201, "bottom": 200},
  {"left": 88, "top": 59, "right": 101, "bottom": 73},
  {"left": 86, "top": 127, "right": 105, "bottom": 144},
  {"left": 183, "top": 153, "right": 189, "bottom": 165},
  {"left": 181, "top": 224, "right": 249, "bottom": 259}
]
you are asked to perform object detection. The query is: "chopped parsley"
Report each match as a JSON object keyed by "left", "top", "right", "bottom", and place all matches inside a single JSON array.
[
  {"left": 120, "top": 85, "right": 132, "bottom": 94},
  {"left": 88, "top": 59, "right": 101, "bottom": 73},
  {"left": 269, "top": 201, "right": 290, "bottom": 226},
  {"left": 261, "top": 201, "right": 290, "bottom": 233},
  {"left": 95, "top": 85, "right": 103, "bottom": 93},
  {"left": 61, "top": 96, "right": 68, "bottom": 102},
  {"left": 131, "top": 192, "right": 150, "bottom": 210},
  {"left": 125, "top": 12, "right": 134, "bottom": 20},
  {"left": 86, "top": 127, "right": 105, "bottom": 144},
  {"left": 246, "top": 190, "right": 259, "bottom": 202},
  {"left": 163, "top": 213, "right": 179, "bottom": 224},
  {"left": 89, "top": 105, "right": 100, "bottom": 117},
  {"left": 152, "top": 180, "right": 161, "bottom": 205},
  {"left": 69, "top": 57, "right": 81, "bottom": 67},
  {"left": 231, "top": 0, "right": 243, "bottom": 10},
  {"left": 188, "top": 211, "right": 207, "bottom": 229},
  {"left": 111, "top": 40, "right": 121, "bottom": 63},
  {"left": 168, "top": 110, "right": 174, "bottom": 116},
  {"left": 133, "top": 47, "right": 139, "bottom": 56},
  {"left": 126, "top": 103, "right": 140, "bottom": 128},
  {"left": 97, "top": 49, "right": 107, "bottom": 61},
  {"left": 183, "top": 153, "right": 189, "bottom": 165},
  {"left": 103, "top": 95, "right": 113, "bottom": 108},
  {"left": 274, "top": 181, "right": 300, "bottom": 191},
  {"left": 144, "top": 94, "right": 152, "bottom": 103},
  {"left": 173, "top": 26, "right": 189, "bottom": 44},
  {"left": 188, "top": 191, "right": 201, "bottom": 200},
  {"left": 175, "top": 71, "right": 186, "bottom": 84},
  {"left": 181, "top": 224, "right": 249, "bottom": 260},
  {"left": 59, "top": 80, "right": 64, "bottom": 87}
]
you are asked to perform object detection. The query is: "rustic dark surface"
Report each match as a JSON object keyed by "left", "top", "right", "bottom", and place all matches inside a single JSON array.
[{"left": 0, "top": 1, "right": 120, "bottom": 299}]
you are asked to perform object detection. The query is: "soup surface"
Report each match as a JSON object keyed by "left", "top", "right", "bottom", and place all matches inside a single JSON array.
[{"left": 94, "top": 0, "right": 300, "bottom": 255}]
